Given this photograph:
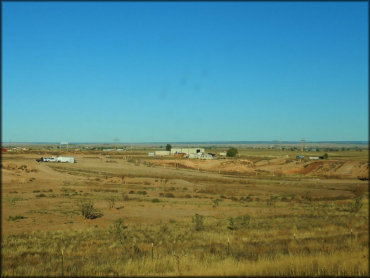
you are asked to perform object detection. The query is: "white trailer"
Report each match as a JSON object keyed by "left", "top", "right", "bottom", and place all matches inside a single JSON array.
[
  {"left": 43, "top": 157, "right": 57, "bottom": 162},
  {"left": 57, "top": 156, "right": 75, "bottom": 163}
]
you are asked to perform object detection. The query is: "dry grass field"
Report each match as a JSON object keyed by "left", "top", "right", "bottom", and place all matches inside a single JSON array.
[{"left": 1, "top": 147, "right": 368, "bottom": 276}]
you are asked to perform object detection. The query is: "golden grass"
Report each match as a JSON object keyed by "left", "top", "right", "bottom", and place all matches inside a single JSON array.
[{"left": 1, "top": 151, "right": 368, "bottom": 276}]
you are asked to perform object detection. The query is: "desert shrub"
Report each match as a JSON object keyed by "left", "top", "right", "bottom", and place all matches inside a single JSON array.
[
  {"left": 236, "top": 214, "right": 251, "bottom": 228},
  {"left": 212, "top": 199, "right": 221, "bottom": 208},
  {"left": 228, "top": 217, "right": 237, "bottom": 230},
  {"left": 231, "top": 196, "right": 238, "bottom": 202},
  {"left": 137, "top": 190, "right": 147, "bottom": 195},
  {"left": 78, "top": 200, "right": 103, "bottom": 219},
  {"left": 152, "top": 198, "right": 160, "bottom": 203},
  {"left": 169, "top": 219, "right": 176, "bottom": 223},
  {"left": 8, "top": 215, "right": 27, "bottom": 221},
  {"left": 129, "top": 190, "right": 135, "bottom": 194},
  {"left": 9, "top": 191, "right": 18, "bottom": 194},
  {"left": 183, "top": 187, "right": 188, "bottom": 191},
  {"left": 348, "top": 197, "right": 363, "bottom": 213},
  {"left": 185, "top": 194, "right": 192, "bottom": 198},
  {"left": 226, "top": 147, "right": 238, "bottom": 157},
  {"left": 112, "top": 217, "right": 127, "bottom": 245},
  {"left": 36, "top": 193, "right": 46, "bottom": 198},
  {"left": 159, "top": 192, "right": 164, "bottom": 197},
  {"left": 33, "top": 190, "right": 40, "bottom": 193},
  {"left": 164, "top": 193, "right": 175, "bottom": 198},
  {"left": 192, "top": 213, "right": 205, "bottom": 231}
]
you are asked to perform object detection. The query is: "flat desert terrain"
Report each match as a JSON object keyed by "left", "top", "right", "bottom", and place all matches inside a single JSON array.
[{"left": 2, "top": 148, "right": 368, "bottom": 276}]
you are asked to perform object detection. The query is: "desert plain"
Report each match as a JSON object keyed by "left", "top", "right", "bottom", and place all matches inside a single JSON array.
[{"left": 1, "top": 145, "right": 369, "bottom": 276}]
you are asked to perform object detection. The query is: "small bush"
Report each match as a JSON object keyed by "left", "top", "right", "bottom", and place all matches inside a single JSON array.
[
  {"left": 137, "top": 190, "right": 147, "bottom": 195},
  {"left": 78, "top": 200, "right": 103, "bottom": 219},
  {"left": 348, "top": 197, "right": 363, "bottom": 213},
  {"left": 226, "top": 147, "right": 238, "bottom": 157},
  {"left": 236, "top": 214, "right": 251, "bottom": 228},
  {"left": 152, "top": 198, "right": 160, "bottom": 203},
  {"left": 164, "top": 193, "right": 175, "bottom": 198},
  {"left": 212, "top": 198, "right": 221, "bottom": 208},
  {"left": 192, "top": 213, "right": 205, "bottom": 231},
  {"left": 129, "top": 190, "right": 135, "bottom": 194},
  {"left": 185, "top": 194, "right": 192, "bottom": 198},
  {"left": 227, "top": 217, "right": 237, "bottom": 230},
  {"left": 8, "top": 215, "right": 27, "bottom": 221},
  {"left": 33, "top": 190, "right": 40, "bottom": 193},
  {"left": 36, "top": 193, "right": 47, "bottom": 198}
]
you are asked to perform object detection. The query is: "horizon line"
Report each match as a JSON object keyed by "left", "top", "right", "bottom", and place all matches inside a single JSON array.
[{"left": 1, "top": 140, "right": 368, "bottom": 145}]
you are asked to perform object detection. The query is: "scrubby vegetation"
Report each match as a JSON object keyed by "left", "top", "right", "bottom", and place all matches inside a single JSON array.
[{"left": 2, "top": 148, "right": 368, "bottom": 276}]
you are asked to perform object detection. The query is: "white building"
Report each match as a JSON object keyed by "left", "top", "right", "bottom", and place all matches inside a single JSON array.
[
  {"left": 171, "top": 148, "right": 205, "bottom": 155},
  {"left": 309, "top": 156, "right": 319, "bottom": 160},
  {"left": 57, "top": 156, "right": 75, "bottom": 163},
  {"left": 155, "top": 150, "right": 170, "bottom": 156}
]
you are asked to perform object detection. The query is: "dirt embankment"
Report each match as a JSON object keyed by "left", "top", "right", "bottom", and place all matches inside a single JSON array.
[{"left": 148, "top": 158, "right": 368, "bottom": 179}]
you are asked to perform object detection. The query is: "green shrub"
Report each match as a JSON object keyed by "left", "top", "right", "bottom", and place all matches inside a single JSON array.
[
  {"left": 129, "top": 190, "right": 135, "bottom": 194},
  {"left": 137, "top": 190, "right": 147, "bottom": 195},
  {"left": 78, "top": 200, "right": 103, "bottom": 219},
  {"left": 226, "top": 147, "right": 238, "bottom": 157},
  {"left": 8, "top": 215, "right": 27, "bottom": 221},
  {"left": 227, "top": 217, "right": 237, "bottom": 230},
  {"left": 236, "top": 214, "right": 251, "bottom": 228},
  {"left": 152, "top": 198, "right": 160, "bottom": 203},
  {"left": 192, "top": 213, "right": 205, "bottom": 231},
  {"left": 36, "top": 193, "right": 46, "bottom": 198},
  {"left": 164, "top": 193, "right": 175, "bottom": 198},
  {"left": 212, "top": 199, "right": 221, "bottom": 208},
  {"left": 349, "top": 197, "right": 363, "bottom": 213}
]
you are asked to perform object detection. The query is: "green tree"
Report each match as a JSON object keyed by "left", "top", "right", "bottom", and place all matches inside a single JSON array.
[
  {"left": 226, "top": 147, "right": 238, "bottom": 157},
  {"left": 323, "top": 153, "right": 329, "bottom": 159},
  {"left": 166, "top": 144, "right": 172, "bottom": 151}
]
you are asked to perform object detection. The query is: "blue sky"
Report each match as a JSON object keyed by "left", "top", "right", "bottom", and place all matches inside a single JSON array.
[{"left": 2, "top": 2, "right": 368, "bottom": 143}]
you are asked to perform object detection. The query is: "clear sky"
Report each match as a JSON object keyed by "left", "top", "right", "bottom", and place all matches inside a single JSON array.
[{"left": 2, "top": 2, "right": 368, "bottom": 143}]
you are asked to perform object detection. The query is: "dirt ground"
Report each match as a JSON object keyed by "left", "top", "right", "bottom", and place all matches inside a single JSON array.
[{"left": 2, "top": 152, "right": 368, "bottom": 236}]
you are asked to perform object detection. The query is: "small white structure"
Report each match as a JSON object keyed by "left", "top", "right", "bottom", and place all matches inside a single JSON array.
[
  {"left": 219, "top": 152, "right": 227, "bottom": 157},
  {"left": 171, "top": 148, "right": 205, "bottom": 155},
  {"left": 309, "top": 156, "right": 319, "bottom": 160},
  {"left": 148, "top": 152, "right": 155, "bottom": 157},
  {"left": 57, "top": 156, "right": 75, "bottom": 163},
  {"left": 42, "top": 157, "right": 58, "bottom": 162},
  {"left": 155, "top": 150, "right": 170, "bottom": 156}
]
